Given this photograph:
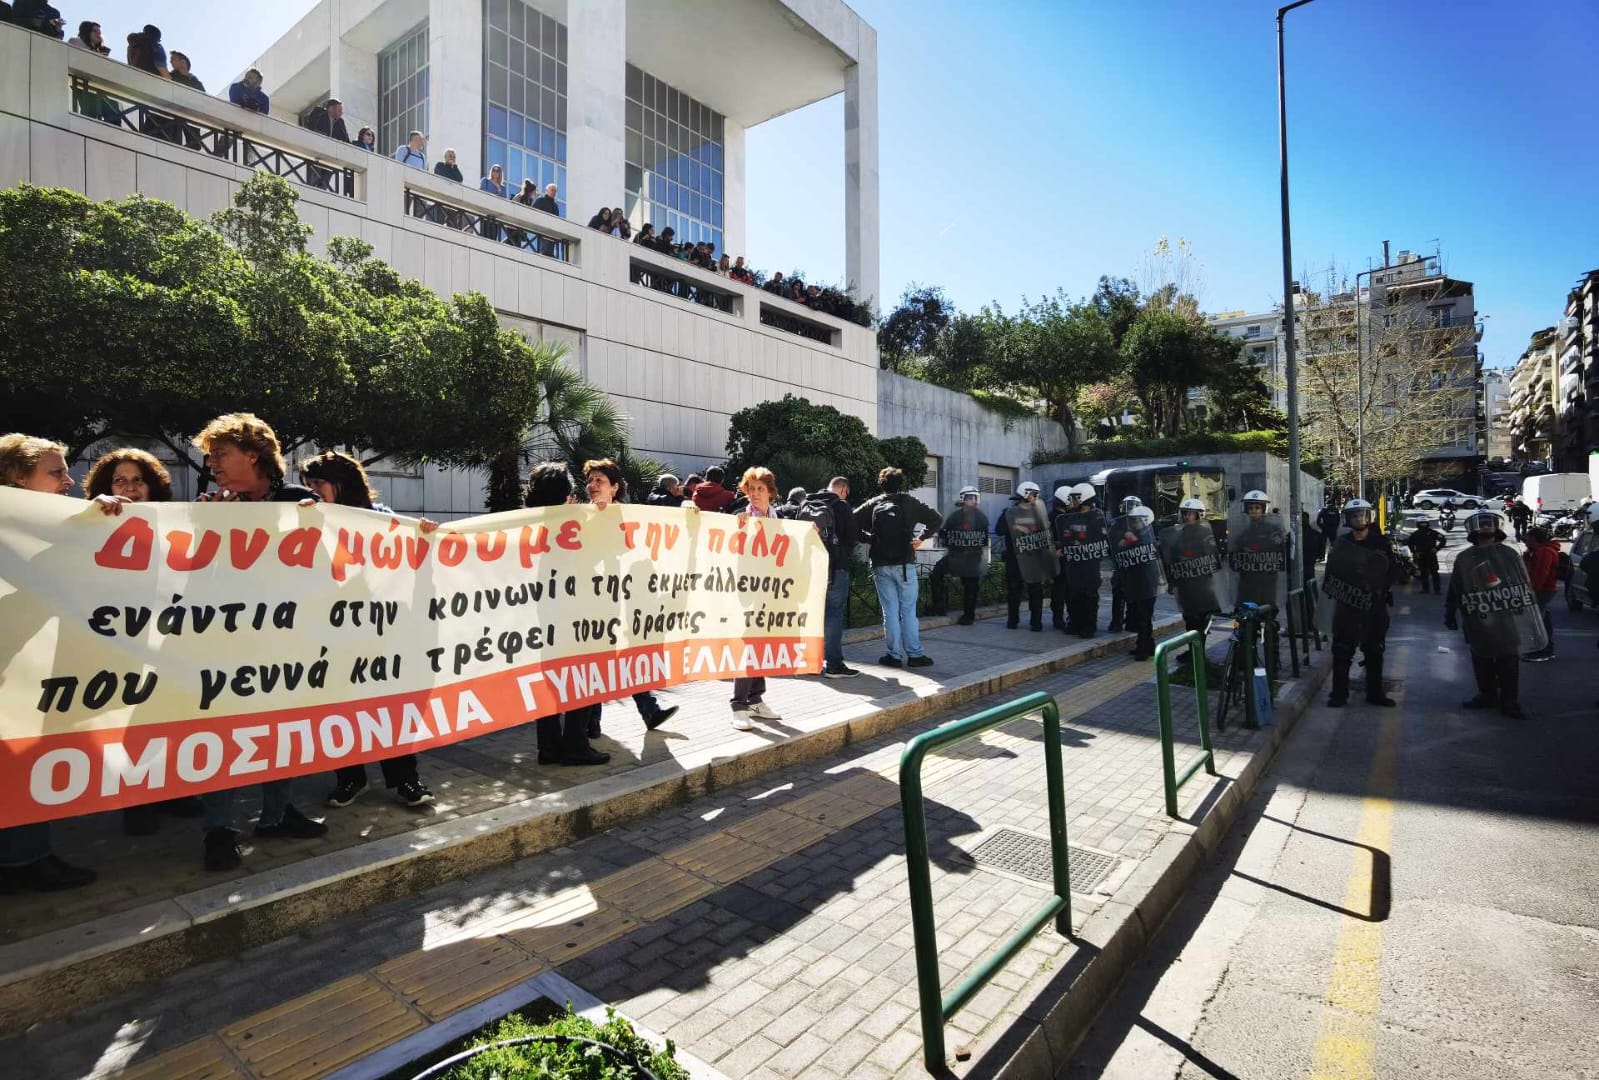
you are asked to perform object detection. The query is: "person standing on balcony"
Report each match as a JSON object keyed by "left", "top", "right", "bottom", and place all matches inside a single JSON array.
[
  {"left": 533, "top": 182, "right": 561, "bottom": 216},
  {"left": 140, "top": 24, "right": 171, "bottom": 78},
  {"left": 169, "top": 51, "right": 204, "bottom": 92},
  {"left": 304, "top": 97, "right": 349, "bottom": 143},
  {"left": 228, "top": 68, "right": 270, "bottom": 115},
  {"left": 67, "top": 20, "right": 108, "bottom": 55},
  {"left": 433, "top": 148, "right": 463, "bottom": 183},
  {"left": 393, "top": 130, "right": 427, "bottom": 170},
  {"left": 355, "top": 126, "right": 377, "bottom": 152}
]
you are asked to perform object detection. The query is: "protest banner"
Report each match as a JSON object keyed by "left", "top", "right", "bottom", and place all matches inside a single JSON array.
[{"left": 0, "top": 491, "right": 827, "bottom": 827}]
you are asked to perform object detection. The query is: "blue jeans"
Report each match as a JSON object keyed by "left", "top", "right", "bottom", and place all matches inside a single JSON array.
[
  {"left": 873, "top": 563, "right": 924, "bottom": 660},
  {"left": 0, "top": 823, "right": 52, "bottom": 867},
  {"left": 824, "top": 568, "right": 850, "bottom": 667},
  {"left": 201, "top": 779, "right": 293, "bottom": 832}
]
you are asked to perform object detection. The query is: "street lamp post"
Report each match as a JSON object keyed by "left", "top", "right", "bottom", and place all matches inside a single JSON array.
[
  {"left": 1277, "top": 0, "right": 1316, "bottom": 574},
  {"left": 1355, "top": 265, "right": 1379, "bottom": 501}
]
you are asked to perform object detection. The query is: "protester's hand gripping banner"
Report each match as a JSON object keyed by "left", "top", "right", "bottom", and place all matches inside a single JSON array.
[{"left": 0, "top": 492, "right": 827, "bottom": 827}]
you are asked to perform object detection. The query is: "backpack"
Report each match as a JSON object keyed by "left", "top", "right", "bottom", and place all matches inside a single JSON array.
[
  {"left": 867, "top": 494, "right": 912, "bottom": 565},
  {"left": 795, "top": 495, "right": 837, "bottom": 551}
]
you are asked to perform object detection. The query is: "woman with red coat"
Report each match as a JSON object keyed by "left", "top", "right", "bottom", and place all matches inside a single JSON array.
[{"left": 1521, "top": 526, "right": 1559, "bottom": 661}]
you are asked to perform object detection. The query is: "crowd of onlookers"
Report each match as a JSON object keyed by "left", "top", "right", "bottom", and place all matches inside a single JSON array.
[
  {"left": 0, "top": 409, "right": 950, "bottom": 891},
  {"left": 12, "top": 9, "right": 873, "bottom": 325}
]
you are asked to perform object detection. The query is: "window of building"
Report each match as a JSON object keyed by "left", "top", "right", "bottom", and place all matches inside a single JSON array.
[
  {"left": 625, "top": 64, "right": 724, "bottom": 252},
  {"left": 484, "top": 0, "right": 567, "bottom": 213},
  {"left": 977, "top": 464, "right": 1016, "bottom": 495},
  {"left": 1430, "top": 306, "right": 1454, "bottom": 328},
  {"left": 1245, "top": 324, "right": 1262, "bottom": 338},
  {"left": 378, "top": 23, "right": 429, "bottom": 160}
]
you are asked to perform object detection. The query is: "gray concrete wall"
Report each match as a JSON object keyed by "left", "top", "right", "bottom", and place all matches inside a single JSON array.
[{"left": 876, "top": 370, "right": 1071, "bottom": 520}]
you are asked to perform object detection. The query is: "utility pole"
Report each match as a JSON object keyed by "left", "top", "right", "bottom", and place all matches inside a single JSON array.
[{"left": 1277, "top": 0, "right": 1317, "bottom": 571}]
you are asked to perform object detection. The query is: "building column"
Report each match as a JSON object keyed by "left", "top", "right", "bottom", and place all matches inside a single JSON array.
[
  {"left": 427, "top": 0, "right": 483, "bottom": 182},
  {"left": 722, "top": 123, "right": 747, "bottom": 261},
  {"left": 565, "top": 0, "right": 626, "bottom": 228},
  {"left": 330, "top": 35, "right": 377, "bottom": 140},
  {"left": 843, "top": 25, "right": 880, "bottom": 313}
]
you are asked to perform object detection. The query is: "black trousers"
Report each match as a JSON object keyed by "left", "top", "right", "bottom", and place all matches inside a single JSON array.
[
  {"left": 1109, "top": 581, "right": 1126, "bottom": 630},
  {"left": 1414, "top": 556, "right": 1441, "bottom": 593},
  {"left": 1471, "top": 654, "right": 1520, "bottom": 705},
  {"left": 335, "top": 753, "right": 418, "bottom": 790},
  {"left": 930, "top": 557, "right": 980, "bottom": 619},
  {"left": 1127, "top": 597, "right": 1157, "bottom": 656},
  {"left": 538, "top": 703, "right": 600, "bottom": 758},
  {"left": 1050, "top": 576, "right": 1069, "bottom": 628},
  {"left": 1067, "top": 586, "right": 1099, "bottom": 637},
  {"left": 1004, "top": 559, "right": 1043, "bottom": 627},
  {"left": 1332, "top": 608, "right": 1390, "bottom": 699}
]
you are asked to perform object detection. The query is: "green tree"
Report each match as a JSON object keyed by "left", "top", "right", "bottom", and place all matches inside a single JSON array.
[
  {"left": 1090, "top": 276, "right": 1143, "bottom": 348},
  {"left": 1204, "top": 350, "right": 1286, "bottom": 433},
  {"left": 878, "top": 284, "right": 953, "bottom": 373},
  {"left": 1120, "top": 310, "right": 1235, "bottom": 437},
  {"left": 724, "top": 395, "right": 922, "bottom": 497},
  {"left": 985, "top": 292, "right": 1120, "bottom": 449}
]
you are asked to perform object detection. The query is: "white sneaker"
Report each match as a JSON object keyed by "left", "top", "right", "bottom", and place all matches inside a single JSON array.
[
  {"left": 730, "top": 709, "right": 754, "bottom": 731},
  {"left": 748, "top": 702, "right": 781, "bottom": 721}
]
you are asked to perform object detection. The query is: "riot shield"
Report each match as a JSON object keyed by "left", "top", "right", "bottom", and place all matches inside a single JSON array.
[
  {"left": 1056, "top": 510, "right": 1109, "bottom": 592},
  {"left": 1227, "top": 509, "right": 1289, "bottom": 610},
  {"left": 1161, "top": 522, "right": 1232, "bottom": 617},
  {"left": 940, "top": 507, "right": 990, "bottom": 579},
  {"left": 1318, "top": 538, "right": 1391, "bottom": 636},
  {"left": 1451, "top": 542, "right": 1549, "bottom": 656},
  {"left": 1007, "top": 501, "right": 1059, "bottom": 585},
  {"left": 1110, "top": 514, "right": 1162, "bottom": 601}
]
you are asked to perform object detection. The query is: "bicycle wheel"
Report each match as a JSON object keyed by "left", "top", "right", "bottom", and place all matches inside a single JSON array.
[{"left": 1215, "top": 637, "right": 1241, "bottom": 730}]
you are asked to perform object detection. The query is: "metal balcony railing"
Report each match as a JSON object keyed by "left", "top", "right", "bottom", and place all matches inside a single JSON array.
[
  {"left": 69, "top": 76, "right": 356, "bottom": 198},
  {"left": 402, "top": 188, "right": 572, "bottom": 263}
]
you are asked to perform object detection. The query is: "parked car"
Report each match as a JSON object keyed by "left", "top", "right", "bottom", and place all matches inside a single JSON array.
[
  {"left": 1567, "top": 526, "right": 1598, "bottom": 611},
  {"left": 1410, "top": 488, "right": 1481, "bottom": 510}
]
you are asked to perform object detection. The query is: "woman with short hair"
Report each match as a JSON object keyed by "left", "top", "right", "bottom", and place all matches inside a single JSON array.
[{"left": 729, "top": 467, "right": 784, "bottom": 731}]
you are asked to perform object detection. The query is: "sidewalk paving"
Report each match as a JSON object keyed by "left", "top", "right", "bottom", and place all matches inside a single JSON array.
[
  {"left": 3, "top": 598, "right": 1330, "bottom": 1080},
  {"left": 0, "top": 597, "right": 1185, "bottom": 1030}
]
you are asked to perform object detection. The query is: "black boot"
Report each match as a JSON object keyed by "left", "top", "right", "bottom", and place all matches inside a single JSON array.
[
  {"left": 1328, "top": 660, "right": 1350, "bottom": 707},
  {"left": 1364, "top": 654, "right": 1396, "bottom": 706}
]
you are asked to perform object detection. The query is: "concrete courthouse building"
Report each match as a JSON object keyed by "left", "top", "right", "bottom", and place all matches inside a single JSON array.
[{"left": 0, "top": 2, "right": 1075, "bottom": 518}]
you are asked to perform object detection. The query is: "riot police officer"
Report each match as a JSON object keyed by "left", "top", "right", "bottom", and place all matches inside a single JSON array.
[
  {"left": 1048, "top": 486, "right": 1079, "bottom": 631},
  {"left": 1112, "top": 498, "right": 1162, "bottom": 659},
  {"left": 996, "top": 481, "right": 1059, "bottom": 630},
  {"left": 1162, "top": 497, "right": 1229, "bottom": 636},
  {"left": 937, "top": 485, "right": 990, "bottom": 625},
  {"left": 1107, "top": 494, "right": 1143, "bottom": 633},
  {"left": 1403, "top": 517, "right": 1446, "bottom": 594},
  {"left": 1444, "top": 511, "right": 1543, "bottom": 719},
  {"left": 1054, "top": 482, "right": 1108, "bottom": 638},
  {"left": 1322, "top": 497, "right": 1398, "bottom": 707}
]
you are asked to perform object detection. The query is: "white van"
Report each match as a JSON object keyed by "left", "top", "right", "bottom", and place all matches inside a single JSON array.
[{"left": 1521, "top": 473, "right": 1590, "bottom": 512}]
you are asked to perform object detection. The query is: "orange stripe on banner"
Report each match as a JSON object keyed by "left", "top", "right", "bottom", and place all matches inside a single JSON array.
[{"left": 0, "top": 634, "right": 821, "bottom": 827}]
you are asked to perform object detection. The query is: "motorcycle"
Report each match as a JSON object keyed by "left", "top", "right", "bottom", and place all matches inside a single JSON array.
[
  {"left": 1438, "top": 507, "right": 1456, "bottom": 531},
  {"left": 1535, "top": 510, "right": 1582, "bottom": 540}
]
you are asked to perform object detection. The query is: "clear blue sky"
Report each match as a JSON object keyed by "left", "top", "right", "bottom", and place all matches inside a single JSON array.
[{"left": 70, "top": 0, "right": 1598, "bottom": 368}]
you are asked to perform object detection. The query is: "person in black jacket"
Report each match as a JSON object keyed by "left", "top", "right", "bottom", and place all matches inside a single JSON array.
[
  {"left": 1323, "top": 498, "right": 1398, "bottom": 708},
  {"left": 644, "top": 473, "right": 683, "bottom": 506},
  {"left": 302, "top": 98, "right": 350, "bottom": 191},
  {"left": 812, "top": 476, "right": 860, "bottom": 677},
  {"left": 191, "top": 413, "right": 329, "bottom": 871},
  {"left": 854, "top": 468, "right": 943, "bottom": 668},
  {"left": 1403, "top": 518, "right": 1446, "bottom": 594}
]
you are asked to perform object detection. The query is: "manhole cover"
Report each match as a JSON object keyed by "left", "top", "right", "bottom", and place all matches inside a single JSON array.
[{"left": 969, "top": 829, "right": 1119, "bottom": 892}]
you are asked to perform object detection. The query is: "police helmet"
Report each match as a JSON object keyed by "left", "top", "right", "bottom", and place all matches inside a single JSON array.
[
  {"left": 1179, "top": 497, "right": 1206, "bottom": 522},
  {"left": 1119, "top": 495, "right": 1143, "bottom": 515},
  {"left": 1343, "top": 497, "right": 1373, "bottom": 528},
  {"left": 1465, "top": 511, "right": 1503, "bottom": 540},
  {"left": 1242, "top": 489, "right": 1269, "bottom": 514},
  {"left": 1132, "top": 506, "right": 1155, "bottom": 526},
  {"left": 1055, "top": 485, "right": 1079, "bottom": 506},
  {"left": 958, "top": 485, "right": 980, "bottom": 500},
  {"left": 1017, "top": 481, "right": 1041, "bottom": 498},
  {"left": 1072, "top": 483, "right": 1097, "bottom": 504}
]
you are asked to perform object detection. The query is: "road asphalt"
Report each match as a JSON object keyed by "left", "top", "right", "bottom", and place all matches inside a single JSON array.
[{"left": 1065, "top": 538, "right": 1599, "bottom": 1080}]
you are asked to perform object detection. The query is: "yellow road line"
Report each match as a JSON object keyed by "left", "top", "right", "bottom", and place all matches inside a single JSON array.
[{"left": 1308, "top": 648, "right": 1406, "bottom": 1080}]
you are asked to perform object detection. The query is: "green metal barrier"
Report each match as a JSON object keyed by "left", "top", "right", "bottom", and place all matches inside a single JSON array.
[
  {"left": 1155, "top": 629, "right": 1215, "bottom": 818},
  {"left": 900, "top": 690, "right": 1071, "bottom": 1072}
]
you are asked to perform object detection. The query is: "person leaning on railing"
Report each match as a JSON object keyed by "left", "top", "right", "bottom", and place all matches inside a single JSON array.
[{"left": 229, "top": 68, "right": 270, "bottom": 115}]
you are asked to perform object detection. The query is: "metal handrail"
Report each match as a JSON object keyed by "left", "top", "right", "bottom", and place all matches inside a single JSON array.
[
  {"left": 1155, "top": 630, "right": 1215, "bottom": 817},
  {"left": 69, "top": 75, "right": 356, "bottom": 197},
  {"left": 900, "top": 690, "right": 1071, "bottom": 1072},
  {"left": 402, "top": 188, "right": 571, "bottom": 262}
]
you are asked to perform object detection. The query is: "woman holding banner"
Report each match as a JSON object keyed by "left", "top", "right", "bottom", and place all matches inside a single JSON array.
[
  {"left": 299, "top": 451, "right": 439, "bottom": 809},
  {"left": 83, "top": 448, "right": 208, "bottom": 836},
  {"left": 0, "top": 433, "right": 115, "bottom": 892},
  {"left": 729, "top": 467, "right": 786, "bottom": 731}
]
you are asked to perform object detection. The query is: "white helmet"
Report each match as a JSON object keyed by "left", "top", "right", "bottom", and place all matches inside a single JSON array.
[
  {"left": 959, "top": 485, "right": 979, "bottom": 499},
  {"left": 1345, "top": 497, "right": 1373, "bottom": 510},
  {"left": 1017, "top": 481, "right": 1041, "bottom": 498},
  {"left": 1072, "top": 483, "right": 1097, "bottom": 503},
  {"left": 1179, "top": 497, "right": 1206, "bottom": 521},
  {"left": 1343, "top": 497, "right": 1373, "bottom": 526},
  {"left": 1132, "top": 506, "right": 1155, "bottom": 525},
  {"left": 1119, "top": 495, "right": 1143, "bottom": 514},
  {"left": 1243, "top": 489, "right": 1269, "bottom": 505},
  {"left": 1055, "top": 485, "right": 1079, "bottom": 506}
]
